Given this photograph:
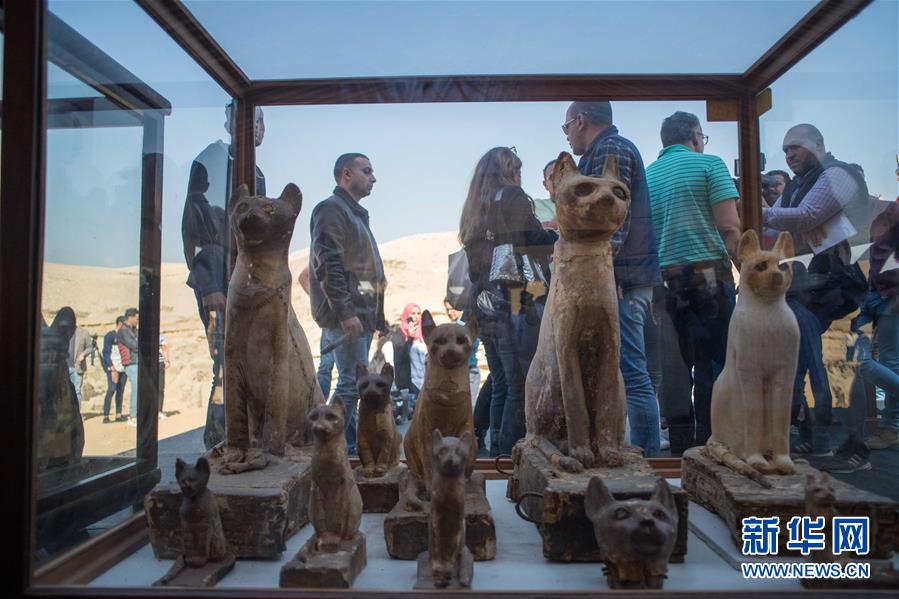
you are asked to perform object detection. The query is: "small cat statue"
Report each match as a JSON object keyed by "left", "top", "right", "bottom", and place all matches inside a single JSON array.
[
  {"left": 308, "top": 397, "right": 363, "bottom": 552},
  {"left": 425, "top": 430, "right": 474, "bottom": 589},
  {"left": 584, "top": 476, "right": 678, "bottom": 589},
  {"left": 154, "top": 457, "right": 233, "bottom": 586},
  {"left": 356, "top": 362, "right": 402, "bottom": 478}
]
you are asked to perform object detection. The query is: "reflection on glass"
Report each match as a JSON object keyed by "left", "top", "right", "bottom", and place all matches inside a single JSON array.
[
  {"left": 755, "top": 0, "right": 898, "bottom": 488},
  {"left": 182, "top": 102, "right": 266, "bottom": 450},
  {"left": 38, "top": 121, "right": 144, "bottom": 558}
]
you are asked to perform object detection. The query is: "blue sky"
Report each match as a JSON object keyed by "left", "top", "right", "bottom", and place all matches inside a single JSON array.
[{"left": 42, "top": 0, "right": 898, "bottom": 267}]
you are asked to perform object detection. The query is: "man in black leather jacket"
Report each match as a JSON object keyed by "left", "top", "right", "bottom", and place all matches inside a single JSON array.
[{"left": 309, "top": 153, "right": 387, "bottom": 454}]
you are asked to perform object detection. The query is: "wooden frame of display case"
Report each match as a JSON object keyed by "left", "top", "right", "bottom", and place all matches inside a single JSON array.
[{"left": 1, "top": 0, "right": 879, "bottom": 594}]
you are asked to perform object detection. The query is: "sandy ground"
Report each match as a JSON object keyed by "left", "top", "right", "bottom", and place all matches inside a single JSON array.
[
  {"left": 42, "top": 231, "right": 470, "bottom": 457},
  {"left": 42, "top": 232, "right": 864, "bottom": 457}
]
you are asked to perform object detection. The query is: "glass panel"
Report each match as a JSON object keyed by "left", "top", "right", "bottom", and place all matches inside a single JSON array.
[
  {"left": 48, "top": 62, "right": 102, "bottom": 99},
  {"left": 185, "top": 0, "right": 817, "bottom": 79},
  {"left": 759, "top": 0, "right": 898, "bottom": 499},
  {"left": 34, "top": 1, "right": 231, "bottom": 566}
]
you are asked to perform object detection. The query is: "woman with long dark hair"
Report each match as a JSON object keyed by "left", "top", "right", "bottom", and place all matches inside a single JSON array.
[{"left": 460, "top": 147, "right": 558, "bottom": 456}]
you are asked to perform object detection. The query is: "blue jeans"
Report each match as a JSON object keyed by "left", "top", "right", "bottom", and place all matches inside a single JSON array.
[
  {"left": 860, "top": 302, "right": 899, "bottom": 431},
  {"left": 68, "top": 367, "right": 84, "bottom": 403},
  {"left": 316, "top": 334, "right": 336, "bottom": 397},
  {"left": 788, "top": 299, "right": 833, "bottom": 450},
  {"left": 321, "top": 327, "right": 373, "bottom": 455},
  {"left": 124, "top": 363, "right": 139, "bottom": 418},
  {"left": 481, "top": 300, "right": 542, "bottom": 456},
  {"left": 619, "top": 286, "right": 661, "bottom": 457}
]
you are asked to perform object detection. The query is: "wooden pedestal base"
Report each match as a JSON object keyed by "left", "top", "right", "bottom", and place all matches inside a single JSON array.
[
  {"left": 682, "top": 447, "right": 899, "bottom": 558},
  {"left": 279, "top": 534, "right": 367, "bottom": 589},
  {"left": 383, "top": 472, "right": 496, "bottom": 561},
  {"left": 145, "top": 446, "right": 313, "bottom": 559},
  {"left": 153, "top": 554, "right": 235, "bottom": 587},
  {"left": 507, "top": 441, "right": 688, "bottom": 562},
  {"left": 353, "top": 464, "right": 406, "bottom": 513},
  {"left": 413, "top": 548, "right": 474, "bottom": 590}
]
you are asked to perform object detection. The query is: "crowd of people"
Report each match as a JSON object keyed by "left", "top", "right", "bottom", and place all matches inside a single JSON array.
[
  {"left": 60, "top": 306, "right": 169, "bottom": 427},
  {"left": 178, "top": 100, "right": 895, "bottom": 470}
]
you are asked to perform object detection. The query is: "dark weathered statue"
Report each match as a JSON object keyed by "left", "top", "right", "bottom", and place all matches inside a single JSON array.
[
  {"left": 584, "top": 476, "right": 677, "bottom": 589},
  {"left": 422, "top": 430, "right": 474, "bottom": 589},
  {"left": 221, "top": 183, "right": 324, "bottom": 474},
  {"left": 356, "top": 363, "right": 401, "bottom": 478},
  {"left": 37, "top": 307, "right": 84, "bottom": 472},
  {"left": 155, "top": 457, "right": 234, "bottom": 586}
]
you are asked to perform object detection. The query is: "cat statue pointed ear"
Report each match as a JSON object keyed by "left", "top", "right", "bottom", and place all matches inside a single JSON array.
[{"left": 584, "top": 476, "right": 678, "bottom": 589}]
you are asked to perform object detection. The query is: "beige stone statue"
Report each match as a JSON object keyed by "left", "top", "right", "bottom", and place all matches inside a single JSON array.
[
  {"left": 221, "top": 184, "right": 325, "bottom": 475},
  {"left": 705, "top": 230, "right": 798, "bottom": 481},
  {"left": 525, "top": 152, "right": 629, "bottom": 470}
]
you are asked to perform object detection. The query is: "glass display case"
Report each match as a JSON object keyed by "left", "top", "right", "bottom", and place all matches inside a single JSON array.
[{"left": 1, "top": 0, "right": 896, "bottom": 595}]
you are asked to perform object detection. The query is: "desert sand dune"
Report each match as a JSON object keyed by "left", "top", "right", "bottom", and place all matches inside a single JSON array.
[{"left": 41, "top": 231, "right": 466, "bottom": 456}]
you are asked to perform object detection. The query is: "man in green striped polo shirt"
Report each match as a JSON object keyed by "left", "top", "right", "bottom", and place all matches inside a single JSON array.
[{"left": 645, "top": 111, "right": 741, "bottom": 455}]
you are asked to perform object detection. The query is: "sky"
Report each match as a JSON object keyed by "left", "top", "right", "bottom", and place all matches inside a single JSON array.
[{"left": 38, "top": 0, "right": 899, "bottom": 268}]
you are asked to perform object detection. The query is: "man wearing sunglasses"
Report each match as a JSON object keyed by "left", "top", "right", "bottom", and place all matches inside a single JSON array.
[{"left": 563, "top": 101, "right": 663, "bottom": 457}]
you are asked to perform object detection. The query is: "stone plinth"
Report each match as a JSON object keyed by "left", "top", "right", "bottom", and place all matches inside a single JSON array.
[
  {"left": 145, "top": 446, "right": 313, "bottom": 559},
  {"left": 280, "top": 534, "right": 367, "bottom": 589},
  {"left": 507, "top": 442, "right": 688, "bottom": 562},
  {"left": 682, "top": 447, "right": 898, "bottom": 558},
  {"left": 153, "top": 555, "right": 235, "bottom": 587},
  {"left": 383, "top": 472, "right": 496, "bottom": 561},
  {"left": 354, "top": 464, "right": 406, "bottom": 513}
]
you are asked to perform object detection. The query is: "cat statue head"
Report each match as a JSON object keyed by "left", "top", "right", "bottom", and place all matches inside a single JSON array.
[
  {"left": 307, "top": 396, "right": 347, "bottom": 445},
  {"left": 175, "top": 456, "right": 211, "bottom": 500},
  {"left": 584, "top": 476, "right": 678, "bottom": 589},
  {"left": 431, "top": 429, "right": 473, "bottom": 478}
]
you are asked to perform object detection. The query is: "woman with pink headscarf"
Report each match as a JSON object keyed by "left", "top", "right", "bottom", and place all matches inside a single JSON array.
[{"left": 391, "top": 303, "right": 428, "bottom": 413}]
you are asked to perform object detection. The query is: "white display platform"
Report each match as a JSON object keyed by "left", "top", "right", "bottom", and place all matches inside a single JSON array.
[{"left": 91, "top": 480, "right": 806, "bottom": 591}]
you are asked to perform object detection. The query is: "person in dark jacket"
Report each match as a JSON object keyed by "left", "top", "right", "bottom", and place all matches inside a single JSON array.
[
  {"left": 309, "top": 152, "right": 387, "bottom": 454},
  {"left": 101, "top": 316, "right": 127, "bottom": 423},
  {"left": 118, "top": 308, "right": 140, "bottom": 426},
  {"left": 460, "top": 146, "right": 558, "bottom": 456},
  {"left": 763, "top": 123, "right": 870, "bottom": 458},
  {"left": 563, "top": 101, "right": 664, "bottom": 456},
  {"left": 182, "top": 101, "right": 266, "bottom": 449}
]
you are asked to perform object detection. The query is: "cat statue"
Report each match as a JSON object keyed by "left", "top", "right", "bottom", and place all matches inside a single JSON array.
[
  {"left": 356, "top": 362, "right": 402, "bottom": 478},
  {"left": 425, "top": 430, "right": 474, "bottom": 589},
  {"left": 584, "top": 476, "right": 678, "bottom": 589},
  {"left": 155, "top": 457, "right": 233, "bottom": 586},
  {"left": 308, "top": 397, "right": 363, "bottom": 552},
  {"left": 705, "top": 230, "right": 798, "bottom": 484},
  {"left": 221, "top": 183, "right": 325, "bottom": 474}
]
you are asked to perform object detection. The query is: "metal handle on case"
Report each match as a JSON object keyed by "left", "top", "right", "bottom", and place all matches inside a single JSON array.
[{"left": 514, "top": 492, "right": 544, "bottom": 524}]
